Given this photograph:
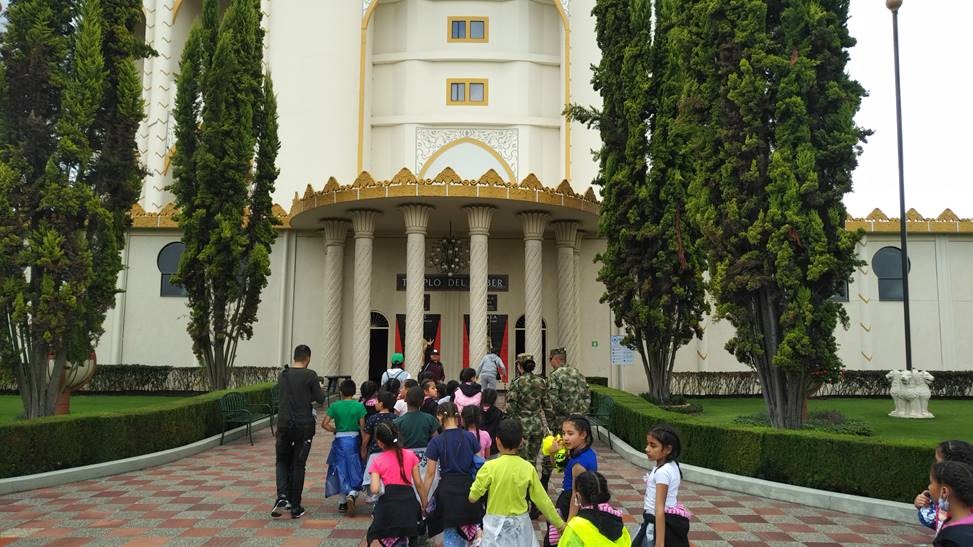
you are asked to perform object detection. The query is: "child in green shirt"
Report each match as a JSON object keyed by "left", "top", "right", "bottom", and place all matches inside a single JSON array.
[
  {"left": 469, "top": 419, "right": 564, "bottom": 546},
  {"left": 321, "top": 379, "right": 365, "bottom": 514}
]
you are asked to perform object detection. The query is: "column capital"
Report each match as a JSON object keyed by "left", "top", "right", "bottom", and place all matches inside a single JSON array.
[
  {"left": 519, "top": 211, "right": 550, "bottom": 241},
  {"left": 400, "top": 203, "right": 434, "bottom": 234},
  {"left": 320, "top": 218, "right": 350, "bottom": 247},
  {"left": 464, "top": 205, "right": 496, "bottom": 237},
  {"left": 574, "top": 230, "right": 587, "bottom": 255},
  {"left": 552, "top": 220, "right": 580, "bottom": 248},
  {"left": 349, "top": 209, "right": 382, "bottom": 238}
]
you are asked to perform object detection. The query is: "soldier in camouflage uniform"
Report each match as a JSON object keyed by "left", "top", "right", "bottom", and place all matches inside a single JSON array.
[
  {"left": 542, "top": 347, "right": 591, "bottom": 489},
  {"left": 505, "top": 355, "right": 555, "bottom": 466}
]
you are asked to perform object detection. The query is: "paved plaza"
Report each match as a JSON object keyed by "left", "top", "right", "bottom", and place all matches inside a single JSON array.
[{"left": 0, "top": 426, "right": 934, "bottom": 547}]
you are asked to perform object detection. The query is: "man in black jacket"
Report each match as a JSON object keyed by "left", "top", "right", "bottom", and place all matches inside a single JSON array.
[{"left": 272, "top": 345, "right": 326, "bottom": 519}]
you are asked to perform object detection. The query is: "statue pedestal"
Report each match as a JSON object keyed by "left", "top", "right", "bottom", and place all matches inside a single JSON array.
[{"left": 887, "top": 369, "right": 935, "bottom": 419}]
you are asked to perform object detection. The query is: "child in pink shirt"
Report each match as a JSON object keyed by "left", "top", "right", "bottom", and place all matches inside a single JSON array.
[
  {"left": 462, "top": 405, "right": 492, "bottom": 459},
  {"left": 366, "top": 423, "right": 427, "bottom": 545}
]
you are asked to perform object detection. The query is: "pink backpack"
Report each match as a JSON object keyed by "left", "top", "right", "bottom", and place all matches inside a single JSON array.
[{"left": 452, "top": 386, "right": 482, "bottom": 417}]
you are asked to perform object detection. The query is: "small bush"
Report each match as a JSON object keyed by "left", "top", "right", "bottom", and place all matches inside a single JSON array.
[
  {"left": 732, "top": 410, "right": 873, "bottom": 436},
  {"left": 0, "top": 382, "right": 273, "bottom": 478},
  {"left": 591, "top": 384, "right": 933, "bottom": 502}
]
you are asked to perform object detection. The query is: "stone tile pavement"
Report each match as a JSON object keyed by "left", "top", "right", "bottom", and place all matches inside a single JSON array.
[{"left": 0, "top": 426, "right": 935, "bottom": 546}]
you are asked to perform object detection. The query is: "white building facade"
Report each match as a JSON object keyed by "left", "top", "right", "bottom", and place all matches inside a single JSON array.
[{"left": 107, "top": 0, "right": 972, "bottom": 393}]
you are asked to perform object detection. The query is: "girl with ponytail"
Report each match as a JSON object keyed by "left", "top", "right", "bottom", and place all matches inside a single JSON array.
[
  {"left": 558, "top": 471, "right": 631, "bottom": 546},
  {"left": 633, "top": 424, "right": 692, "bottom": 547},
  {"left": 422, "top": 402, "right": 485, "bottom": 546},
  {"left": 929, "top": 460, "right": 973, "bottom": 546},
  {"left": 365, "top": 422, "right": 426, "bottom": 546}
]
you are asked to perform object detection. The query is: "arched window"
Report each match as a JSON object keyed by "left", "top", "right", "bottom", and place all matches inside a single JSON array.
[
  {"left": 371, "top": 312, "right": 389, "bottom": 329},
  {"left": 872, "top": 246, "right": 910, "bottom": 302},
  {"left": 157, "top": 242, "right": 187, "bottom": 297}
]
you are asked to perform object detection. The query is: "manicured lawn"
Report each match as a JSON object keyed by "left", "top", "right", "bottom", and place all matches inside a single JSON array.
[
  {"left": 687, "top": 397, "right": 973, "bottom": 445},
  {"left": 0, "top": 394, "right": 190, "bottom": 424}
]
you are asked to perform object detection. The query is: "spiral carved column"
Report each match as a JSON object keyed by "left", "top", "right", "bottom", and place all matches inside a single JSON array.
[
  {"left": 350, "top": 209, "right": 380, "bottom": 384},
  {"left": 553, "top": 221, "right": 579, "bottom": 367},
  {"left": 321, "top": 219, "right": 350, "bottom": 376},
  {"left": 400, "top": 204, "right": 433, "bottom": 371},
  {"left": 520, "top": 212, "right": 549, "bottom": 363},
  {"left": 465, "top": 205, "right": 495, "bottom": 369},
  {"left": 573, "top": 230, "right": 586, "bottom": 367}
]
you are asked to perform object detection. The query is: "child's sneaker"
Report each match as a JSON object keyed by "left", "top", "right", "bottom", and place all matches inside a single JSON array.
[
  {"left": 338, "top": 502, "right": 348, "bottom": 513},
  {"left": 346, "top": 491, "right": 358, "bottom": 516},
  {"left": 290, "top": 506, "right": 306, "bottom": 519}
]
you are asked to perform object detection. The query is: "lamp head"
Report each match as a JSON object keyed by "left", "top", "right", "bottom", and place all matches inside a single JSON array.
[{"left": 886, "top": 0, "right": 902, "bottom": 11}]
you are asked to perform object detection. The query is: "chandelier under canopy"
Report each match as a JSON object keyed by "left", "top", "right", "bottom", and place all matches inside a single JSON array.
[{"left": 428, "top": 223, "right": 469, "bottom": 276}]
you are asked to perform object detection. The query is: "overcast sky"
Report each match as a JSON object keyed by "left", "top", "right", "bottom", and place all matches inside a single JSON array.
[{"left": 846, "top": 1, "right": 972, "bottom": 218}]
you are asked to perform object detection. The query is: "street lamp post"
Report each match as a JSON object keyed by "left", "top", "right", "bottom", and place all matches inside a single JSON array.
[{"left": 886, "top": 0, "right": 913, "bottom": 371}]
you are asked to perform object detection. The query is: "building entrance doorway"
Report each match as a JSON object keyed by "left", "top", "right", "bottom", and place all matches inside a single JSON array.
[
  {"left": 514, "top": 315, "right": 547, "bottom": 377},
  {"left": 462, "top": 314, "right": 509, "bottom": 373},
  {"left": 369, "top": 312, "right": 389, "bottom": 384}
]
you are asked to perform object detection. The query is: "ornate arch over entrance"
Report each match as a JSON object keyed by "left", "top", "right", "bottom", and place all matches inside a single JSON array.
[{"left": 417, "top": 137, "right": 517, "bottom": 182}]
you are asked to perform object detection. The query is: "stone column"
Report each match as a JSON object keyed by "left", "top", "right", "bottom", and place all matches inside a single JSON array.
[
  {"left": 520, "top": 211, "right": 550, "bottom": 363},
  {"left": 350, "top": 209, "right": 380, "bottom": 383},
  {"left": 553, "top": 221, "right": 580, "bottom": 368},
  {"left": 321, "top": 219, "right": 350, "bottom": 376},
  {"left": 400, "top": 204, "right": 433, "bottom": 371},
  {"left": 465, "top": 205, "right": 495, "bottom": 369},
  {"left": 573, "top": 230, "right": 586, "bottom": 367}
]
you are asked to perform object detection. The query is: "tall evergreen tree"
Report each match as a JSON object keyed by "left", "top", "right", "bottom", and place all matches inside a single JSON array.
[
  {"left": 170, "top": 0, "right": 279, "bottom": 391},
  {"left": 569, "top": 0, "right": 706, "bottom": 403},
  {"left": 0, "top": 0, "right": 148, "bottom": 418},
  {"left": 675, "top": 0, "right": 867, "bottom": 428}
]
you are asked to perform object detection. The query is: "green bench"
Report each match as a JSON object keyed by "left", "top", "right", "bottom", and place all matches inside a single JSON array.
[
  {"left": 218, "top": 392, "right": 272, "bottom": 446},
  {"left": 587, "top": 396, "right": 615, "bottom": 449}
]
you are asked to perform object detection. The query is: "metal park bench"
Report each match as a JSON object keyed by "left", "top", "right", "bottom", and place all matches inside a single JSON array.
[
  {"left": 218, "top": 392, "right": 271, "bottom": 446},
  {"left": 587, "top": 396, "right": 615, "bottom": 449}
]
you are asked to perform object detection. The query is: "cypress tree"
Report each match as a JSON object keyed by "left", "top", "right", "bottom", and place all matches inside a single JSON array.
[
  {"left": 0, "top": 0, "right": 148, "bottom": 418},
  {"left": 170, "top": 0, "right": 279, "bottom": 390},
  {"left": 676, "top": 0, "right": 867, "bottom": 428},
  {"left": 569, "top": 0, "right": 707, "bottom": 403}
]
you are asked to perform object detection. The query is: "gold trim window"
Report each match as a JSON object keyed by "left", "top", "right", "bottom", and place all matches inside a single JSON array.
[
  {"left": 447, "top": 79, "right": 488, "bottom": 105},
  {"left": 448, "top": 17, "right": 488, "bottom": 42}
]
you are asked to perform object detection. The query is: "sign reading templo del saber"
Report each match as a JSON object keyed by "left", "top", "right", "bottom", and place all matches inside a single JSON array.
[{"left": 396, "top": 274, "right": 509, "bottom": 292}]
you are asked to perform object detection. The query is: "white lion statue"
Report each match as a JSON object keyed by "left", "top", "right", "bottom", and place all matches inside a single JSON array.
[
  {"left": 888, "top": 369, "right": 934, "bottom": 418},
  {"left": 887, "top": 370, "right": 911, "bottom": 417},
  {"left": 908, "top": 370, "right": 935, "bottom": 418}
]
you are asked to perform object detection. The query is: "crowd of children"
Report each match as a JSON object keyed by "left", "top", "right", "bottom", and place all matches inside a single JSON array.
[
  {"left": 278, "top": 345, "right": 973, "bottom": 547},
  {"left": 309, "top": 353, "right": 639, "bottom": 547}
]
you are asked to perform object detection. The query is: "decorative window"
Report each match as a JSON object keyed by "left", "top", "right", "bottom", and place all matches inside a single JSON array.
[
  {"left": 446, "top": 79, "right": 488, "bottom": 106},
  {"left": 872, "top": 246, "right": 910, "bottom": 301},
  {"left": 448, "top": 17, "right": 488, "bottom": 42},
  {"left": 157, "top": 242, "right": 188, "bottom": 297}
]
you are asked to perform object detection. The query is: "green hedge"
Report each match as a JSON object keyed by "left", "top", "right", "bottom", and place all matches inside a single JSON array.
[
  {"left": 0, "top": 382, "right": 273, "bottom": 479},
  {"left": 591, "top": 384, "right": 934, "bottom": 502}
]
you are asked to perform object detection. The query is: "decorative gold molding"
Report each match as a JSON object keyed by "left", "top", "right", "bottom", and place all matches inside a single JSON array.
[
  {"left": 846, "top": 208, "right": 973, "bottom": 234},
  {"left": 129, "top": 202, "right": 292, "bottom": 229},
  {"left": 417, "top": 136, "right": 516, "bottom": 182},
  {"left": 289, "top": 167, "right": 601, "bottom": 224}
]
